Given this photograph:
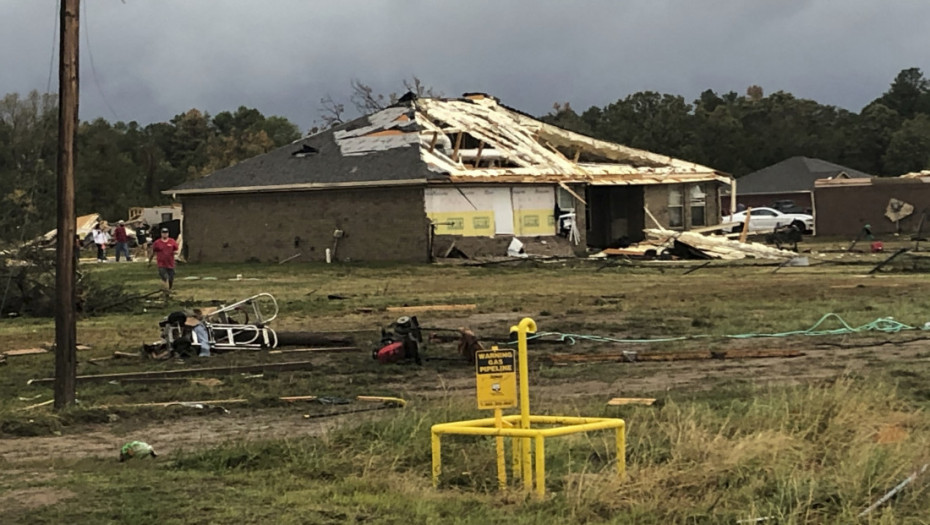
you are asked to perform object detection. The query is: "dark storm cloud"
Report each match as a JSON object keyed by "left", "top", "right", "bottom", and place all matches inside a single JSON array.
[{"left": 3, "top": 1, "right": 929, "bottom": 132}]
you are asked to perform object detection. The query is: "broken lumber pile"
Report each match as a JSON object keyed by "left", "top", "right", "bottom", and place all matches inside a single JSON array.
[
  {"left": 644, "top": 229, "right": 799, "bottom": 260},
  {"left": 544, "top": 348, "right": 804, "bottom": 365}
]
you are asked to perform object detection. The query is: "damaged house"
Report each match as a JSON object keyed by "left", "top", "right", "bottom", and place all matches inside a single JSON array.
[{"left": 167, "top": 93, "right": 731, "bottom": 263}]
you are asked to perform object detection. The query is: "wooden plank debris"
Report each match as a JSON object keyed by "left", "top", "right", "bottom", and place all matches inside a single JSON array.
[
  {"left": 27, "top": 360, "right": 316, "bottom": 385},
  {"left": 5, "top": 348, "right": 48, "bottom": 356},
  {"left": 386, "top": 304, "right": 476, "bottom": 313},
  {"left": 93, "top": 394, "right": 403, "bottom": 410},
  {"left": 644, "top": 229, "right": 798, "bottom": 260},
  {"left": 607, "top": 398, "right": 657, "bottom": 406},
  {"left": 268, "top": 346, "right": 361, "bottom": 354},
  {"left": 738, "top": 207, "right": 752, "bottom": 243}
]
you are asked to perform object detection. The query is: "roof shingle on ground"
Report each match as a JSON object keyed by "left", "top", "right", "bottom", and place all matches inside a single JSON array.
[{"left": 736, "top": 156, "right": 873, "bottom": 194}]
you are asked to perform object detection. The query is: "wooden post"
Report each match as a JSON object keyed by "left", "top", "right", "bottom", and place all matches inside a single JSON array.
[
  {"left": 738, "top": 207, "right": 751, "bottom": 244},
  {"left": 54, "top": 0, "right": 80, "bottom": 410}
]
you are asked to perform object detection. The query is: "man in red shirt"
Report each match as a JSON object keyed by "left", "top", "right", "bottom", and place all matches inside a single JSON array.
[
  {"left": 113, "top": 220, "right": 132, "bottom": 262},
  {"left": 148, "top": 228, "right": 179, "bottom": 295}
]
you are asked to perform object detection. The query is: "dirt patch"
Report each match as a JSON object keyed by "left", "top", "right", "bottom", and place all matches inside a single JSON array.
[
  {"left": 0, "top": 486, "right": 76, "bottom": 513},
  {"left": 0, "top": 409, "right": 387, "bottom": 465}
]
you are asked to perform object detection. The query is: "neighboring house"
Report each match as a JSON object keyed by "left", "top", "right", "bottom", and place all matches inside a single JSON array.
[
  {"left": 724, "top": 157, "right": 873, "bottom": 213},
  {"left": 166, "top": 93, "right": 731, "bottom": 263},
  {"left": 814, "top": 170, "right": 930, "bottom": 236},
  {"left": 128, "top": 204, "right": 183, "bottom": 227}
]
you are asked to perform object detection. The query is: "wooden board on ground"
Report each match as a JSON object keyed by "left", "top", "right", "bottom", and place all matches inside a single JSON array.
[
  {"left": 268, "top": 346, "right": 361, "bottom": 354},
  {"left": 27, "top": 360, "right": 317, "bottom": 385},
  {"left": 386, "top": 304, "right": 476, "bottom": 313},
  {"left": 5, "top": 348, "right": 48, "bottom": 356},
  {"left": 607, "top": 398, "right": 657, "bottom": 406}
]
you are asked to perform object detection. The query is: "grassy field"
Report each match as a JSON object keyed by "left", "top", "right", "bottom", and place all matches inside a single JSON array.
[{"left": 2, "top": 244, "right": 930, "bottom": 523}]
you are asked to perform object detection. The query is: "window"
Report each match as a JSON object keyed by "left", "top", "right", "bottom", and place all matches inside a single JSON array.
[
  {"left": 668, "top": 187, "right": 683, "bottom": 228},
  {"left": 161, "top": 212, "right": 173, "bottom": 222},
  {"left": 689, "top": 185, "right": 706, "bottom": 227},
  {"left": 557, "top": 187, "right": 575, "bottom": 210}
]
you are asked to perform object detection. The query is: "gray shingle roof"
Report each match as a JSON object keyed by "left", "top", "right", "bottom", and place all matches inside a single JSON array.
[
  {"left": 736, "top": 157, "right": 873, "bottom": 194},
  {"left": 168, "top": 107, "right": 437, "bottom": 194}
]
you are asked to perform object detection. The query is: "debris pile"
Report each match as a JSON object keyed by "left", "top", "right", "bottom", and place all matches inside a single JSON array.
[{"left": 645, "top": 229, "right": 800, "bottom": 260}]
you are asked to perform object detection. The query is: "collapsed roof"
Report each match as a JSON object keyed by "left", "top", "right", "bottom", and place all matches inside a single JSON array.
[{"left": 168, "top": 93, "right": 729, "bottom": 196}]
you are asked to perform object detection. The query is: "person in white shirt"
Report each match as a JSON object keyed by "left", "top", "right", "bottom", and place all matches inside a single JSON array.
[{"left": 92, "top": 223, "right": 110, "bottom": 262}]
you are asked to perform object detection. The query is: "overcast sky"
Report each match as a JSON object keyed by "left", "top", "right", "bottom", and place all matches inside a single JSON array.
[{"left": 3, "top": 1, "right": 929, "bottom": 132}]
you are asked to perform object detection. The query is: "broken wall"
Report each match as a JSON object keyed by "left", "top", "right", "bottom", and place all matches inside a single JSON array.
[
  {"left": 425, "top": 185, "right": 558, "bottom": 237},
  {"left": 815, "top": 180, "right": 930, "bottom": 236},
  {"left": 587, "top": 186, "right": 646, "bottom": 247},
  {"left": 181, "top": 187, "right": 430, "bottom": 263}
]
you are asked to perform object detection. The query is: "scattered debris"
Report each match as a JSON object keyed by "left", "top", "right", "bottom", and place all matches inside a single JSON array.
[
  {"left": 456, "top": 328, "right": 484, "bottom": 364},
  {"left": 386, "top": 304, "right": 476, "bottom": 313},
  {"left": 868, "top": 248, "right": 909, "bottom": 274},
  {"left": 644, "top": 229, "right": 799, "bottom": 260},
  {"left": 858, "top": 463, "right": 929, "bottom": 517},
  {"left": 268, "top": 346, "right": 361, "bottom": 355},
  {"left": 885, "top": 198, "right": 914, "bottom": 225},
  {"left": 507, "top": 237, "right": 528, "bottom": 258},
  {"left": 119, "top": 441, "right": 157, "bottom": 461},
  {"left": 27, "top": 360, "right": 317, "bottom": 385},
  {"left": 606, "top": 398, "right": 657, "bottom": 406},
  {"left": 374, "top": 316, "right": 423, "bottom": 365},
  {"left": 19, "top": 399, "right": 54, "bottom": 411},
  {"left": 5, "top": 348, "right": 49, "bottom": 357}
]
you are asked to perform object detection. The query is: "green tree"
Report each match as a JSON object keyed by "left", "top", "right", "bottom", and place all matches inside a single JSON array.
[
  {"left": 0, "top": 91, "right": 58, "bottom": 242},
  {"left": 874, "top": 68, "right": 930, "bottom": 119},
  {"left": 882, "top": 114, "right": 930, "bottom": 175}
]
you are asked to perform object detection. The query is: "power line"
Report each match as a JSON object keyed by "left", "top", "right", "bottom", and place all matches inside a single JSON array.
[
  {"left": 83, "top": 0, "right": 120, "bottom": 120},
  {"left": 45, "top": 0, "right": 60, "bottom": 95}
]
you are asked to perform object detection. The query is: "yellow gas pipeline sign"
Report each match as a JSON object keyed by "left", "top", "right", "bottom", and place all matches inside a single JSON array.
[{"left": 475, "top": 348, "right": 517, "bottom": 410}]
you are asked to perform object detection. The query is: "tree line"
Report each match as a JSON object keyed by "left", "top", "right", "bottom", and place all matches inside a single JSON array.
[
  {"left": 2, "top": 68, "right": 929, "bottom": 244},
  {"left": 542, "top": 68, "right": 930, "bottom": 179},
  {"left": 0, "top": 96, "right": 300, "bottom": 243}
]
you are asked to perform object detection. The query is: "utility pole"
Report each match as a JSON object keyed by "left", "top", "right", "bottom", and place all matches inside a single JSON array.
[{"left": 54, "top": 0, "right": 80, "bottom": 410}]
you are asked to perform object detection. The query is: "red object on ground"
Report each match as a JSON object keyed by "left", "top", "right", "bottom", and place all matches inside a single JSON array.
[
  {"left": 376, "top": 342, "right": 405, "bottom": 364},
  {"left": 871, "top": 241, "right": 884, "bottom": 253}
]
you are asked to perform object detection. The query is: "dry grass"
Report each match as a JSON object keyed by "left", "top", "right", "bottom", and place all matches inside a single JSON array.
[{"left": 2, "top": 251, "right": 930, "bottom": 523}]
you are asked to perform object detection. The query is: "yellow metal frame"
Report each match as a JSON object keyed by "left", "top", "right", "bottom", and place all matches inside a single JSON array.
[{"left": 430, "top": 318, "right": 626, "bottom": 498}]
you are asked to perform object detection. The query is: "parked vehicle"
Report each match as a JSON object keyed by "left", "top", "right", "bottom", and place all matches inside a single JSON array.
[
  {"left": 724, "top": 207, "right": 814, "bottom": 234},
  {"left": 771, "top": 199, "right": 811, "bottom": 214}
]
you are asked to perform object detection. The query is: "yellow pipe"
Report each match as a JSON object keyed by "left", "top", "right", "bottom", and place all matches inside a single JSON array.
[
  {"left": 616, "top": 425, "right": 626, "bottom": 479},
  {"left": 535, "top": 434, "right": 546, "bottom": 499},
  {"left": 431, "top": 431, "right": 441, "bottom": 487},
  {"left": 495, "top": 408, "right": 507, "bottom": 490},
  {"left": 514, "top": 317, "right": 537, "bottom": 492},
  {"left": 512, "top": 434, "right": 521, "bottom": 480},
  {"left": 433, "top": 420, "right": 624, "bottom": 438}
]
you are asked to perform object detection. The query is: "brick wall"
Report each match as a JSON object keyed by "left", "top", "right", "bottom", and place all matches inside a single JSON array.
[{"left": 181, "top": 186, "right": 430, "bottom": 263}]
